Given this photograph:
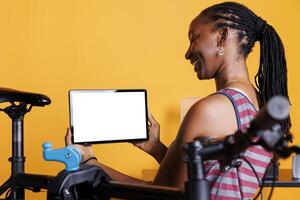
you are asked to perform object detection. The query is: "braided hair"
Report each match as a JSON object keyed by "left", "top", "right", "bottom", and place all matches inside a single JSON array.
[{"left": 200, "top": 2, "right": 291, "bottom": 136}]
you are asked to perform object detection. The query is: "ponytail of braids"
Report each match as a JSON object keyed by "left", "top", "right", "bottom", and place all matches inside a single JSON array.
[{"left": 256, "top": 23, "right": 291, "bottom": 136}]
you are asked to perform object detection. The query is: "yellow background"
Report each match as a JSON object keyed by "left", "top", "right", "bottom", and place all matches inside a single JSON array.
[{"left": 0, "top": 0, "right": 299, "bottom": 199}]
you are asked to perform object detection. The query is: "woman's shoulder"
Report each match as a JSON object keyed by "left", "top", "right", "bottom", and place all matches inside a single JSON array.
[
  {"left": 190, "top": 92, "right": 233, "bottom": 113},
  {"left": 180, "top": 93, "right": 238, "bottom": 140}
]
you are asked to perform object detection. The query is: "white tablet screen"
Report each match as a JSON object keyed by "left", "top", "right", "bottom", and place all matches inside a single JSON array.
[{"left": 69, "top": 89, "right": 148, "bottom": 144}]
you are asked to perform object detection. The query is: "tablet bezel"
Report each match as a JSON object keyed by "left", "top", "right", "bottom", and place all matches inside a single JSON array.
[{"left": 69, "top": 89, "right": 149, "bottom": 144}]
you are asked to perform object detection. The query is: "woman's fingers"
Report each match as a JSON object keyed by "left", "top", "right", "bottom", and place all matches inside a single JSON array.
[
  {"left": 65, "top": 128, "right": 72, "bottom": 146},
  {"left": 148, "top": 112, "right": 154, "bottom": 124},
  {"left": 148, "top": 112, "right": 159, "bottom": 127},
  {"left": 131, "top": 141, "right": 144, "bottom": 148}
]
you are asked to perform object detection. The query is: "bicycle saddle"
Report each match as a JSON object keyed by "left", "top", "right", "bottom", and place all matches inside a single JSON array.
[{"left": 0, "top": 87, "right": 51, "bottom": 106}]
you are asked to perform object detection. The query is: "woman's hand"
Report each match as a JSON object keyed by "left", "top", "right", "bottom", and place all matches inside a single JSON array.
[
  {"left": 65, "top": 128, "right": 96, "bottom": 164},
  {"left": 132, "top": 112, "right": 167, "bottom": 163}
]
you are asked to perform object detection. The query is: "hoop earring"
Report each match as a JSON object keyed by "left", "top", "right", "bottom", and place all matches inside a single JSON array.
[{"left": 218, "top": 47, "right": 224, "bottom": 56}]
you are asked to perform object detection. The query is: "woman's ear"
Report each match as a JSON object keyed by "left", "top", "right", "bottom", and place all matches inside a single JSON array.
[{"left": 217, "top": 27, "right": 228, "bottom": 47}]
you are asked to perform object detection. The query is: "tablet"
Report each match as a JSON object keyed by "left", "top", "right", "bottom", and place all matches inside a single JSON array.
[{"left": 69, "top": 89, "right": 148, "bottom": 144}]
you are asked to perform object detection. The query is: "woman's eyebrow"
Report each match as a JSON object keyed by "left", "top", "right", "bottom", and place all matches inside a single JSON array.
[{"left": 188, "top": 30, "right": 194, "bottom": 40}]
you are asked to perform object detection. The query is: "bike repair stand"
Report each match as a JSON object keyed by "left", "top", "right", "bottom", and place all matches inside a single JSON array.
[{"left": 184, "top": 140, "right": 210, "bottom": 200}]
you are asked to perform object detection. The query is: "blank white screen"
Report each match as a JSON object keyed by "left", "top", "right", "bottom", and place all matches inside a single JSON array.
[{"left": 70, "top": 90, "right": 148, "bottom": 143}]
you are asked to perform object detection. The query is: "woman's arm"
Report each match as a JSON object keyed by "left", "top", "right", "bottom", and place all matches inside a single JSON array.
[
  {"left": 147, "top": 141, "right": 168, "bottom": 164},
  {"left": 132, "top": 112, "right": 168, "bottom": 164}
]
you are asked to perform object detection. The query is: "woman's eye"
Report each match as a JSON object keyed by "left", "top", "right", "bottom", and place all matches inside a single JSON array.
[{"left": 190, "top": 35, "right": 200, "bottom": 43}]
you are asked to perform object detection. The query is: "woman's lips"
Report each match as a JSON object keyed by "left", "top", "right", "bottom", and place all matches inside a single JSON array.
[
  {"left": 193, "top": 59, "right": 200, "bottom": 66},
  {"left": 193, "top": 59, "right": 200, "bottom": 72}
]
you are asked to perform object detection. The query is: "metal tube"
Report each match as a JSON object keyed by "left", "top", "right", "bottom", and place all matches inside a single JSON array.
[{"left": 10, "top": 116, "right": 25, "bottom": 199}]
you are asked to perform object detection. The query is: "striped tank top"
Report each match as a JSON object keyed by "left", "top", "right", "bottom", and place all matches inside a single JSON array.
[{"left": 205, "top": 88, "right": 273, "bottom": 200}]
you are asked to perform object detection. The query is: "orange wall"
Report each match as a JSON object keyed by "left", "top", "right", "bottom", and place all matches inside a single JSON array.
[{"left": 0, "top": 0, "right": 299, "bottom": 199}]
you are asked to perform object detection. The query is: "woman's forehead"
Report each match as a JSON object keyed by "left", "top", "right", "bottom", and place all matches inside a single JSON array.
[{"left": 188, "top": 17, "right": 212, "bottom": 36}]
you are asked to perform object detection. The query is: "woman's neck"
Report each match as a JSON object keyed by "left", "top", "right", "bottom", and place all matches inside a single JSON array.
[{"left": 214, "top": 60, "right": 249, "bottom": 91}]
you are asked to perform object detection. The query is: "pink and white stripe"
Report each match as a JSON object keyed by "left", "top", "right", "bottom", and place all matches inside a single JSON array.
[{"left": 205, "top": 89, "right": 272, "bottom": 199}]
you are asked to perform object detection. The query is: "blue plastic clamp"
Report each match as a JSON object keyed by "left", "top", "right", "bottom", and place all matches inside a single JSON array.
[{"left": 42, "top": 142, "right": 82, "bottom": 171}]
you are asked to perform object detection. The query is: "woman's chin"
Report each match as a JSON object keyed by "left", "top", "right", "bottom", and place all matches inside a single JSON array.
[
  {"left": 197, "top": 72, "right": 204, "bottom": 80},
  {"left": 197, "top": 72, "right": 210, "bottom": 80},
  {"left": 197, "top": 73, "right": 203, "bottom": 80}
]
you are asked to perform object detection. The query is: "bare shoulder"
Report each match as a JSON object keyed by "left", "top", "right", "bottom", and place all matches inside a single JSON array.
[{"left": 177, "top": 93, "right": 237, "bottom": 142}]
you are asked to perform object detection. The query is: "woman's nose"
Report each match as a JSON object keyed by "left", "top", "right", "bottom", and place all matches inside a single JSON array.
[{"left": 185, "top": 47, "right": 192, "bottom": 60}]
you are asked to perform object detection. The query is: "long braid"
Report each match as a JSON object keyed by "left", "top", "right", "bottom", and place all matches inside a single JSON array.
[
  {"left": 200, "top": 2, "right": 291, "bottom": 135},
  {"left": 258, "top": 25, "right": 291, "bottom": 135}
]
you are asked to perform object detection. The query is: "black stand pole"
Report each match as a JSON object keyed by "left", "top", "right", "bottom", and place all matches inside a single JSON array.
[
  {"left": 184, "top": 140, "right": 210, "bottom": 200},
  {"left": 4, "top": 103, "right": 30, "bottom": 200}
]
